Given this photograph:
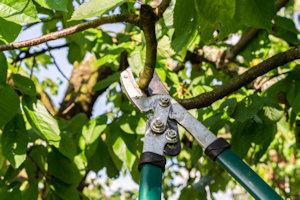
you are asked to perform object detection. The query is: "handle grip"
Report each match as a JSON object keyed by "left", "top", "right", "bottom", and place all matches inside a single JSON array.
[
  {"left": 216, "top": 149, "right": 282, "bottom": 200},
  {"left": 139, "top": 164, "right": 163, "bottom": 200}
]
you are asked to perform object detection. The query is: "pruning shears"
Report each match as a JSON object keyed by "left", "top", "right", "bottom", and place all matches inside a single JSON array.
[{"left": 120, "top": 68, "right": 282, "bottom": 200}]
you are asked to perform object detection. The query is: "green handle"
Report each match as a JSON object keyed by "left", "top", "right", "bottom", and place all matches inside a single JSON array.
[
  {"left": 139, "top": 164, "right": 163, "bottom": 200},
  {"left": 216, "top": 149, "right": 282, "bottom": 200}
]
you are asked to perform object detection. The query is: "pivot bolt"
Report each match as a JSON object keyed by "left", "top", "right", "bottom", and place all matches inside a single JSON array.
[
  {"left": 165, "top": 129, "right": 177, "bottom": 144},
  {"left": 159, "top": 97, "right": 170, "bottom": 107},
  {"left": 151, "top": 118, "right": 165, "bottom": 133}
]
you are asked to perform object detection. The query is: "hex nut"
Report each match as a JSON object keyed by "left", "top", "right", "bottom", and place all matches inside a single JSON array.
[
  {"left": 165, "top": 129, "right": 177, "bottom": 144},
  {"left": 159, "top": 97, "right": 170, "bottom": 107},
  {"left": 150, "top": 118, "right": 165, "bottom": 133}
]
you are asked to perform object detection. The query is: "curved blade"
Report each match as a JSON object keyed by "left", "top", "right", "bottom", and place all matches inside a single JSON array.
[
  {"left": 147, "top": 72, "right": 169, "bottom": 95},
  {"left": 120, "top": 68, "right": 145, "bottom": 100}
]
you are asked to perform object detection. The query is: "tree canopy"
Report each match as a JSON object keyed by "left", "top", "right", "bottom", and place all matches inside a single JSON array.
[{"left": 0, "top": 0, "right": 299, "bottom": 199}]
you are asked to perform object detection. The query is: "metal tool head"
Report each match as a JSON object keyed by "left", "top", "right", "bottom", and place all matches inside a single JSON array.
[
  {"left": 121, "top": 68, "right": 181, "bottom": 156},
  {"left": 120, "top": 68, "right": 169, "bottom": 112},
  {"left": 147, "top": 72, "right": 169, "bottom": 95}
]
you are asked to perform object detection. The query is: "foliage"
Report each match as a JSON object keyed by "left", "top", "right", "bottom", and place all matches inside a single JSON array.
[{"left": 0, "top": 0, "right": 299, "bottom": 199}]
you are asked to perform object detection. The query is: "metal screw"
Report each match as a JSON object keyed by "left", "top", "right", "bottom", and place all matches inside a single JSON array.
[
  {"left": 159, "top": 97, "right": 170, "bottom": 107},
  {"left": 165, "top": 129, "right": 177, "bottom": 144},
  {"left": 150, "top": 118, "right": 165, "bottom": 133}
]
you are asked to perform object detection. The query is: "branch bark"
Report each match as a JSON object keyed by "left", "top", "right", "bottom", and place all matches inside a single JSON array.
[
  {"left": 0, "top": 14, "right": 139, "bottom": 51},
  {"left": 137, "top": 5, "right": 158, "bottom": 90},
  {"left": 57, "top": 51, "right": 129, "bottom": 119},
  {"left": 178, "top": 47, "right": 300, "bottom": 109}
]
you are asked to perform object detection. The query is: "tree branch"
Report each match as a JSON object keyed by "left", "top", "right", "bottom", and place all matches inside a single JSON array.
[
  {"left": 137, "top": 5, "right": 158, "bottom": 90},
  {"left": 12, "top": 44, "right": 68, "bottom": 63},
  {"left": 0, "top": 14, "right": 139, "bottom": 51},
  {"left": 156, "top": 0, "right": 171, "bottom": 17},
  {"left": 219, "top": 0, "right": 290, "bottom": 68},
  {"left": 178, "top": 47, "right": 300, "bottom": 109},
  {"left": 46, "top": 43, "right": 69, "bottom": 81}
]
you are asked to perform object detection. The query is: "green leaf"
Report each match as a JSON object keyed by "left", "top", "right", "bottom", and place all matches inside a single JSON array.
[
  {"left": 21, "top": 181, "right": 38, "bottom": 200},
  {"left": 157, "top": 35, "right": 175, "bottom": 58},
  {"left": 34, "top": 0, "right": 68, "bottom": 12},
  {"left": 0, "top": 0, "right": 40, "bottom": 25},
  {"left": 0, "top": 52, "right": 7, "bottom": 85},
  {"left": 1, "top": 115, "right": 28, "bottom": 168},
  {"left": 128, "top": 45, "right": 145, "bottom": 75},
  {"left": 47, "top": 148, "right": 82, "bottom": 185},
  {"left": 0, "top": 85, "right": 19, "bottom": 128},
  {"left": 0, "top": 18, "right": 21, "bottom": 43},
  {"left": 273, "top": 16, "right": 300, "bottom": 45},
  {"left": 234, "top": 0, "right": 275, "bottom": 29},
  {"left": 86, "top": 139, "right": 118, "bottom": 177},
  {"left": 82, "top": 115, "right": 107, "bottom": 145},
  {"left": 291, "top": 93, "right": 300, "bottom": 115},
  {"left": 232, "top": 95, "right": 265, "bottom": 122},
  {"left": 196, "top": 0, "right": 236, "bottom": 41},
  {"left": 61, "top": 113, "right": 88, "bottom": 137},
  {"left": 95, "top": 54, "right": 119, "bottom": 68},
  {"left": 71, "top": 0, "right": 126, "bottom": 21},
  {"left": 231, "top": 118, "right": 276, "bottom": 160},
  {"left": 27, "top": 145, "right": 48, "bottom": 173},
  {"left": 22, "top": 99, "right": 61, "bottom": 146},
  {"left": 93, "top": 72, "right": 120, "bottom": 92},
  {"left": 172, "top": 0, "right": 197, "bottom": 51},
  {"left": 12, "top": 74, "right": 36, "bottom": 97},
  {"left": 112, "top": 136, "right": 136, "bottom": 170},
  {"left": 263, "top": 106, "right": 283, "bottom": 122},
  {"left": 179, "top": 185, "right": 205, "bottom": 200},
  {"left": 49, "top": 178, "right": 80, "bottom": 200},
  {"left": 58, "top": 131, "right": 77, "bottom": 159}
]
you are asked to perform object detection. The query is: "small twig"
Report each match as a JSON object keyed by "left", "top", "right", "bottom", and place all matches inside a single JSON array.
[
  {"left": 12, "top": 44, "right": 68, "bottom": 63},
  {"left": 156, "top": 0, "right": 171, "bottom": 17},
  {"left": 219, "top": 28, "right": 259, "bottom": 67},
  {"left": 178, "top": 47, "right": 300, "bottom": 109},
  {"left": 22, "top": 14, "right": 63, "bottom": 31},
  {"left": 46, "top": 43, "right": 69, "bottom": 81},
  {"left": 0, "top": 14, "right": 139, "bottom": 51},
  {"left": 30, "top": 56, "right": 36, "bottom": 78}
]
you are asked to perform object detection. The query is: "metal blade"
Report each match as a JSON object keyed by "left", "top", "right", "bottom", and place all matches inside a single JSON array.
[
  {"left": 147, "top": 72, "right": 169, "bottom": 95},
  {"left": 120, "top": 68, "right": 145, "bottom": 100}
]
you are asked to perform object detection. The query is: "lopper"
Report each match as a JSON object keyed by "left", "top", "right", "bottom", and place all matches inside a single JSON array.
[{"left": 120, "top": 68, "right": 282, "bottom": 200}]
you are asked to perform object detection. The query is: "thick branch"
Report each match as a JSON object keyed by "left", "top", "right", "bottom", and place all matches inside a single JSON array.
[
  {"left": 178, "top": 47, "right": 300, "bottom": 109},
  {"left": 0, "top": 14, "right": 139, "bottom": 51},
  {"left": 137, "top": 5, "right": 158, "bottom": 90},
  {"left": 57, "top": 51, "right": 129, "bottom": 119}
]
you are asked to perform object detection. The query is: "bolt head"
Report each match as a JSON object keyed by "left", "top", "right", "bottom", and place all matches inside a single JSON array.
[
  {"left": 159, "top": 97, "right": 170, "bottom": 107},
  {"left": 150, "top": 118, "right": 165, "bottom": 133},
  {"left": 165, "top": 129, "right": 178, "bottom": 144}
]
